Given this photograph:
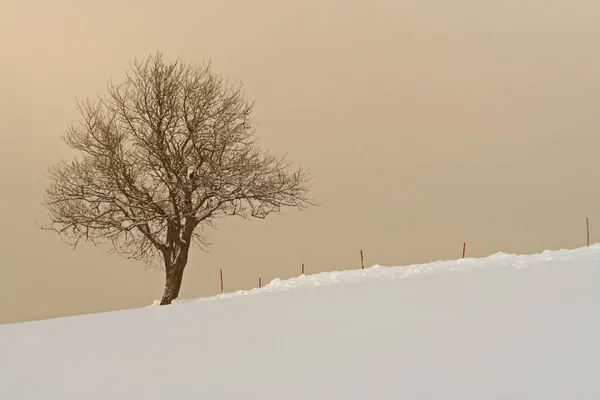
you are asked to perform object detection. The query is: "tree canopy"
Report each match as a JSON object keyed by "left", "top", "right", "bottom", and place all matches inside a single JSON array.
[{"left": 43, "top": 52, "right": 314, "bottom": 304}]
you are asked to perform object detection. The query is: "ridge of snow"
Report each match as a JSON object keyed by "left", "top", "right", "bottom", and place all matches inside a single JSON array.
[{"left": 157, "top": 244, "right": 600, "bottom": 306}]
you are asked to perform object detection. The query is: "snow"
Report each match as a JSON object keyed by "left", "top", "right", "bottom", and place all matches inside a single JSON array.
[{"left": 1, "top": 245, "right": 600, "bottom": 399}]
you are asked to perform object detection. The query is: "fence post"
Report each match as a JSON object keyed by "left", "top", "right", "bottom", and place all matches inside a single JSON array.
[
  {"left": 258, "top": 277, "right": 262, "bottom": 288},
  {"left": 462, "top": 242, "right": 466, "bottom": 258},
  {"left": 360, "top": 250, "right": 364, "bottom": 270},
  {"left": 220, "top": 269, "right": 224, "bottom": 294},
  {"left": 302, "top": 263, "right": 305, "bottom": 275},
  {"left": 587, "top": 217, "right": 590, "bottom": 246}
]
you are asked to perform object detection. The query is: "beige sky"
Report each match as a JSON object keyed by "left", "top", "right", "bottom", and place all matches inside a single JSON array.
[{"left": 1, "top": 0, "right": 599, "bottom": 325}]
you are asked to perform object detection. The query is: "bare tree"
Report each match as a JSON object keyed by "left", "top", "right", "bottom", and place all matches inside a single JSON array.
[{"left": 43, "top": 52, "right": 314, "bottom": 305}]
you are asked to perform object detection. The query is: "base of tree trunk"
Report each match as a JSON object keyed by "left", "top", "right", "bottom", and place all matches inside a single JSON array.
[
  {"left": 160, "top": 266, "right": 185, "bottom": 305},
  {"left": 160, "top": 297, "right": 174, "bottom": 306}
]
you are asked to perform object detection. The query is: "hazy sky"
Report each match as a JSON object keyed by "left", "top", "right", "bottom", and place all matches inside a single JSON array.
[{"left": 1, "top": 0, "right": 599, "bottom": 324}]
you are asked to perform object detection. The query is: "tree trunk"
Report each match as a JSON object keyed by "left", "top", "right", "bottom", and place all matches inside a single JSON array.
[
  {"left": 159, "top": 225, "right": 194, "bottom": 305},
  {"left": 160, "top": 264, "right": 186, "bottom": 305}
]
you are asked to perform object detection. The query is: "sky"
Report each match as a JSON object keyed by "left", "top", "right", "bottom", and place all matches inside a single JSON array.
[{"left": 1, "top": 0, "right": 599, "bottom": 324}]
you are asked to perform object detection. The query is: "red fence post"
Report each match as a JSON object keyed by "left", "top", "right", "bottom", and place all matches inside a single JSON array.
[
  {"left": 258, "top": 277, "right": 262, "bottom": 288},
  {"left": 301, "top": 263, "right": 305, "bottom": 275},
  {"left": 462, "top": 243, "right": 466, "bottom": 258}
]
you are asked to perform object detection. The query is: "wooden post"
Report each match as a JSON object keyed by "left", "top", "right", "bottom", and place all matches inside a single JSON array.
[
  {"left": 258, "top": 277, "right": 262, "bottom": 288},
  {"left": 587, "top": 217, "right": 590, "bottom": 246},
  {"left": 301, "top": 263, "right": 305, "bottom": 275},
  {"left": 462, "top": 242, "right": 466, "bottom": 258},
  {"left": 220, "top": 269, "right": 224, "bottom": 294},
  {"left": 360, "top": 250, "right": 364, "bottom": 270}
]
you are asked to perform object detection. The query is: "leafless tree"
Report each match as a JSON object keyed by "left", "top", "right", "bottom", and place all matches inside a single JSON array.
[{"left": 43, "top": 52, "right": 314, "bottom": 305}]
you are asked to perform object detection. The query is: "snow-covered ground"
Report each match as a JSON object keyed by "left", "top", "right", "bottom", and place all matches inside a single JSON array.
[{"left": 1, "top": 245, "right": 599, "bottom": 399}]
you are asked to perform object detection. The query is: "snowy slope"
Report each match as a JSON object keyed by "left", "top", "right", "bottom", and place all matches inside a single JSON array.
[{"left": 1, "top": 246, "right": 600, "bottom": 399}]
